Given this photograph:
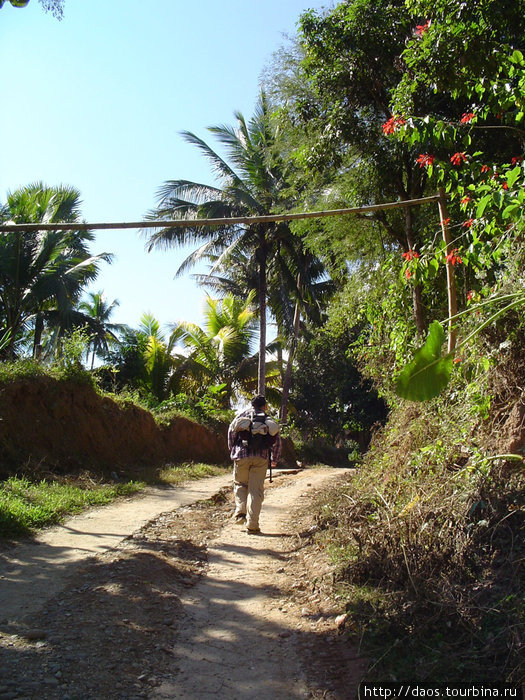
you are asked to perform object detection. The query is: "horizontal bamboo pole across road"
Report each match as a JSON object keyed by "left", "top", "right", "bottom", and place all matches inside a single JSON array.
[{"left": 0, "top": 194, "right": 441, "bottom": 232}]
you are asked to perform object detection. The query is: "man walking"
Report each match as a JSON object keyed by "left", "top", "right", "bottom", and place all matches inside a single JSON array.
[{"left": 227, "top": 394, "right": 281, "bottom": 534}]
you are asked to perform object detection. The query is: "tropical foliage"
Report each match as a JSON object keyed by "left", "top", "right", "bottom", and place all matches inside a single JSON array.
[
  {"left": 386, "top": 0, "right": 525, "bottom": 399},
  {"left": 169, "top": 291, "right": 259, "bottom": 404},
  {"left": 144, "top": 91, "right": 332, "bottom": 409},
  {"left": 0, "top": 184, "right": 111, "bottom": 361},
  {"left": 2, "top": 0, "right": 524, "bottom": 684},
  {"left": 78, "top": 291, "right": 126, "bottom": 369}
]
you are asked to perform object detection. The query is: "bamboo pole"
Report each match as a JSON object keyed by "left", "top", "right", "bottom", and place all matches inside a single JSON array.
[
  {"left": 0, "top": 195, "right": 441, "bottom": 232},
  {"left": 437, "top": 187, "right": 458, "bottom": 353}
]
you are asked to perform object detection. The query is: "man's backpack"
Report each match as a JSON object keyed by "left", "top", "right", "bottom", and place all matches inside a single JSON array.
[{"left": 230, "top": 410, "right": 280, "bottom": 451}]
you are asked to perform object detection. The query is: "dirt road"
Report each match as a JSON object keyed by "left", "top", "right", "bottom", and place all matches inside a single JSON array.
[
  {"left": 0, "top": 473, "right": 232, "bottom": 623},
  {"left": 0, "top": 467, "right": 366, "bottom": 699}
]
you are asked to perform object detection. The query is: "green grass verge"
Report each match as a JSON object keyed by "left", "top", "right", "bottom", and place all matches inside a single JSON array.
[
  {"left": 156, "top": 462, "right": 230, "bottom": 485},
  {"left": 0, "top": 464, "right": 230, "bottom": 538},
  {"left": 0, "top": 477, "right": 143, "bottom": 538}
]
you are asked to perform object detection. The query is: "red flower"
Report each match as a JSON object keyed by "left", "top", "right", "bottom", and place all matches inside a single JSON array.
[
  {"left": 462, "top": 219, "right": 474, "bottom": 228},
  {"left": 405, "top": 269, "right": 412, "bottom": 279},
  {"left": 481, "top": 164, "right": 491, "bottom": 173},
  {"left": 415, "top": 21, "right": 430, "bottom": 36},
  {"left": 511, "top": 156, "right": 523, "bottom": 165},
  {"left": 453, "top": 357, "right": 462, "bottom": 364},
  {"left": 460, "top": 112, "right": 475, "bottom": 123},
  {"left": 450, "top": 152, "right": 467, "bottom": 166},
  {"left": 502, "top": 183, "right": 509, "bottom": 190},
  {"left": 461, "top": 196, "right": 471, "bottom": 205},
  {"left": 382, "top": 116, "right": 406, "bottom": 135},
  {"left": 442, "top": 217, "right": 451, "bottom": 226},
  {"left": 402, "top": 249, "right": 420, "bottom": 261},
  {"left": 467, "top": 290, "right": 475, "bottom": 301},
  {"left": 446, "top": 249, "right": 463, "bottom": 266},
  {"left": 416, "top": 153, "right": 435, "bottom": 168}
]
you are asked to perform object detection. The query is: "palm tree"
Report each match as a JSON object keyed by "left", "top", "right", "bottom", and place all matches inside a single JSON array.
[
  {"left": 135, "top": 313, "right": 181, "bottom": 402},
  {"left": 78, "top": 291, "right": 127, "bottom": 369},
  {"left": 192, "top": 237, "right": 336, "bottom": 420},
  {"left": 169, "top": 291, "right": 259, "bottom": 405},
  {"left": 0, "top": 183, "right": 111, "bottom": 360},
  {"left": 145, "top": 92, "right": 305, "bottom": 396}
]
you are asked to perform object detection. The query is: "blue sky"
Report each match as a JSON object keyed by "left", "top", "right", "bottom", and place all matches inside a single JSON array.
[{"left": 1, "top": 0, "right": 328, "bottom": 332}]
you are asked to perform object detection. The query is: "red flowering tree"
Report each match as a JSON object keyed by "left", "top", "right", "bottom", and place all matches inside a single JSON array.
[
  {"left": 388, "top": 0, "right": 525, "bottom": 400},
  {"left": 292, "top": 0, "right": 476, "bottom": 336}
]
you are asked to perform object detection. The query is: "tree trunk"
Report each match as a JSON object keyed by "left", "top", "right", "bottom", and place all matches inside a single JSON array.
[
  {"left": 33, "top": 314, "right": 44, "bottom": 360},
  {"left": 257, "top": 231, "right": 267, "bottom": 395},
  {"left": 280, "top": 299, "right": 301, "bottom": 423},
  {"left": 277, "top": 341, "right": 284, "bottom": 383}
]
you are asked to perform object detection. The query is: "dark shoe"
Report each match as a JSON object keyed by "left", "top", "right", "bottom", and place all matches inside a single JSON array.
[
  {"left": 235, "top": 513, "right": 246, "bottom": 524},
  {"left": 246, "top": 527, "right": 261, "bottom": 534}
]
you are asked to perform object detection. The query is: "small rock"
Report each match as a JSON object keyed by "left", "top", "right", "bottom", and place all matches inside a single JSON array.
[
  {"left": 276, "top": 567, "right": 285, "bottom": 573},
  {"left": 279, "top": 630, "right": 292, "bottom": 638}
]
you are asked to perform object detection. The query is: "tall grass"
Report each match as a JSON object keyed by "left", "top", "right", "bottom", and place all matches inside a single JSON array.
[{"left": 312, "top": 374, "right": 524, "bottom": 684}]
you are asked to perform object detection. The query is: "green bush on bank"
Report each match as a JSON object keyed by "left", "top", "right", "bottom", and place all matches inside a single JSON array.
[{"left": 0, "top": 356, "right": 97, "bottom": 390}]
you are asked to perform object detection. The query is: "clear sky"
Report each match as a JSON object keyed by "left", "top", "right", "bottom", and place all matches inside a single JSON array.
[{"left": 1, "top": 0, "right": 328, "bottom": 333}]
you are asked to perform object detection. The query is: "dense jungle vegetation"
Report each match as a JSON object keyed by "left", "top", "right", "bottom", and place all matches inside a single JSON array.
[{"left": 1, "top": 0, "right": 524, "bottom": 684}]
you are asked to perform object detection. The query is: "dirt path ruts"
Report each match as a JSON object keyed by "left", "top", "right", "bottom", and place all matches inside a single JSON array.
[
  {"left": 0, "top": 474, "right": 231, "bottom": 625},
  {"left": 152, "top": 468, "right": 359, "bottom": 699},
  {"left": 0, "top": 467, "right": 366, "bottom": 699}
]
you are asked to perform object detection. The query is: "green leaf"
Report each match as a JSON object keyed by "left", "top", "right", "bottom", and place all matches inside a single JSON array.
[
  {"left": 506, "top": 165, "right": 521, "bottom": 188},
  {"left": 395, "top": 321, "right": 453, "bottom": 402},
  {"left": 0, "top": 328, "right": 11, "bottom": 352},
  {"left": 476, "top": 194, "right": 492, "bottom": 218},
  {"left": 492, "top": 191, "right": 504, "bottom": 209},
  {"left": 502, "top": 203, "right": 520, "bottom": 219},
  {"left": 428, "top": 258, "right": 439, "bottom": 277}
]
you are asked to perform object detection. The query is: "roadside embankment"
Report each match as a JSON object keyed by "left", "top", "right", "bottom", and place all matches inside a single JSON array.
[{"left": 0, "top": 376, "right": 298, "bottom": 478}]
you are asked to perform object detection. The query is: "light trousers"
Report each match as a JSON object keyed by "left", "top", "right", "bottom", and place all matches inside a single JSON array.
[{"left": 233, "top": 455, "right": 268, "bottom": 530}]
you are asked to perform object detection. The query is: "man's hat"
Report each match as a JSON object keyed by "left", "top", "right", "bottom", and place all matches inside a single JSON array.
[{"left": 251, "top": 394, "right": 266, "bottom": 409}]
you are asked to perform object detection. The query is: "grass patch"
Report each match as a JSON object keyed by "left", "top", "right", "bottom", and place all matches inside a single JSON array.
[
  {"left": 0, "top": 358, "right": 97, "bottom": 389},
  {"left": 0, "top": 477, "right": 143, "bottom": 538},
  {"left": 0, "top": 358, "right": 47, "bottom": 384},
  {"left": 156, "top": 462, "right": 230, "bottom": 485}
]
